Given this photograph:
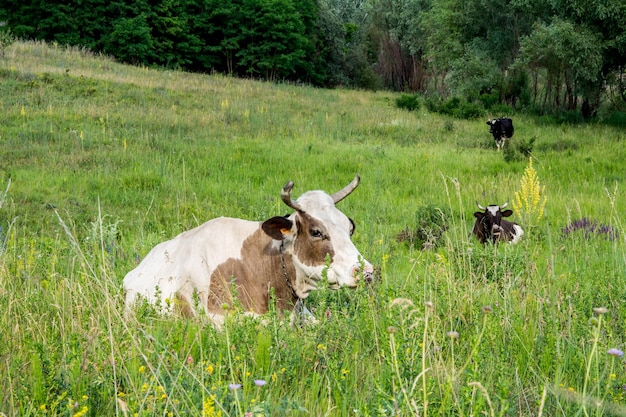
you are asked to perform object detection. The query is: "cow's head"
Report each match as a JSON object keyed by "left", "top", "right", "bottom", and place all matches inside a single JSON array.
[
  {"left": 473, "top": 202, "right": 513, "bottom": 242},
  {"left": 487, "top": 119, "right": 499, "bottom": 135},
  {"left": 261, "top": 175, "right": 374, "bottom": 298}
]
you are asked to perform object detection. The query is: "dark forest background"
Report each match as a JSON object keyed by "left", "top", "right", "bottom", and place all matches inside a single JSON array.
[{"left": 2, "top": 0, "right": 625, "bottom": 120}]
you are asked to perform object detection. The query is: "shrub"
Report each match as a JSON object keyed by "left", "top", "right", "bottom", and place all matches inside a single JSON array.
[
  {"left": 0, "top": 28, "right": 15, "bottom": 59},
  {"left": 600, "top": 111, "right": 626, "bottom": 128},
  {"left": 490, "top": 103, "right": 513, "bottom": 115},
  {"left": 454, "top": 101, "right": 484, "bottom": 119},
  {"left": 503, "top": 137, "right": 536, "bottom": 162},
  {"left": 477, "top": 92, "right": 499, "bottom": 109},
  {"left": 395, "top": 93, "right": 421, "bottom": 111},
  {"left": 424, "top": 96, "right": 442, "bottom": 113},
  {"left": 396, "top": 204, "right": 450, "bottom": 250},
  {"left": 517, "top": 136, "right": 535, "bottom": 158},
  {"left": 440, "top": 97, "right": 462, "bottom": 116},
  {"left": 425, "top": 96, "right": 484, "bottom": 119}
]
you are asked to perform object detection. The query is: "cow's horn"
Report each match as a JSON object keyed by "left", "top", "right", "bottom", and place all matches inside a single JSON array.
[
  {"left": 476, "top": 201, "right": 486, "bottom": 210},
  {"left": 501, "top": 201, "right": 508, "bottom": 209},
  {"left": 331, "top": 175, "right": 360, "bottom": 204},
  {"left": 281, "top": 180, "right": 303, "bottom": 211}
]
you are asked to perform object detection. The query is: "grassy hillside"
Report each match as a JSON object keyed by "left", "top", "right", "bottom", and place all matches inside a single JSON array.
[{"left": 1, "top": 41, "right": 625, "bottom": 416}]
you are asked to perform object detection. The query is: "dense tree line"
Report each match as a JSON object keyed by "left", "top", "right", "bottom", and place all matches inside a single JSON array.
[{"left": 1, "top": 0, "right": 625, "bottom": 117}]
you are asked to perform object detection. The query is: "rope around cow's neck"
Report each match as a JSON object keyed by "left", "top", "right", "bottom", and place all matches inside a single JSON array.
[
  {"left": 279, "top": 241, "right": 304, "bottom": 309},
  {"left": 279, "top": 242, "right": 317, "bottom": 324}
]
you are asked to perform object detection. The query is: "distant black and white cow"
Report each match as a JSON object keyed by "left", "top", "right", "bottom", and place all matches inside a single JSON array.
[
  {"left": 472, "top": 202, "right": 523, "bottom": 244},
  {"left": 486, "top": 118, "right": 514, "bottom": 150},
  {"left": 123, "top": 176, "right": 374, "bottom": 325}
]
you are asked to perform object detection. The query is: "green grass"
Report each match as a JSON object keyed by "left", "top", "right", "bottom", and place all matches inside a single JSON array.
[{"left": 1, "top": 40, "right": 626, "bottom": 416}]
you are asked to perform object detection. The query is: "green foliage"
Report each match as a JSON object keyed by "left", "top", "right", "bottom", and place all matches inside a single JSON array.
[
  {"left": 0, "top": 0, "right": 323, "bottom": 84},
  {"left": 515, "top": 19, "right": 603, "bottom": 114},
  {"left": 103, "top": 15, "right": 154, "bottom": 66},
  {"left": 1, "top": 42, "right": 626, "bottom": 416},
  {"left": 477, "top": 92, "right": 499, "bottom": 109},
  {"left": 503, "top": 136, "right": 535, "bottom": 162},
  {"left": 600, "top": 111, "right": 626, "bottom": 128},
  {"left": 236, "top": 0, "right": 310, "bottom": 81},
  {"left": 1, "top": 0, "right": 626, "bottom": 116},
  {"left": 396, "top": 203, "right": 450, "bottom": 249},
  {"left": 426, "top": 96, "right": 485, "bottom": 119},
  {"left": 395, "top": 93, "right": 421, "bottom": 111},
  {"left": 0, "top": 26, "right": 14, "bottom": 59}
]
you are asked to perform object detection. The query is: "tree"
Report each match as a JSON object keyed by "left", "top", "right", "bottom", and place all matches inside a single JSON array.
[
  {"left": 103, "top": 15, "right": 154, "bottom": 66},
  {"left": 316, "top": 0, "right": 376, "bottom": 88},
  {"left": 145, "top": 0, "right": 195, "bottom": 69},
  {"left": 515, "top": 19, "right": 602, "bottom": 113},
  {"left": 236, "top": 0, "right": 310, "bottom": 81},
  {"left": 367, "top": 0, "right": 430, "bottom": 91}
]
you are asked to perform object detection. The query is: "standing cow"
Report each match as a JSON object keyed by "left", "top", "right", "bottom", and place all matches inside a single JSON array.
[
  {"left": 123, "top": 175, "right": 374, "bottom": 325},
  {"left": 486, "top": 118, "right": 514, "bottom": 150},
  {"left": 472, "top": 202, "right": 524, "bottom": 244}
]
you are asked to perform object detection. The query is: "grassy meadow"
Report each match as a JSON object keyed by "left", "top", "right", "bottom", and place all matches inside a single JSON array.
[{"left": 1, "top": 40, "right": 625, "bottom": 416}]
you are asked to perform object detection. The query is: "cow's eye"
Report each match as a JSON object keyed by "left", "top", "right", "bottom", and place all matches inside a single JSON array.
[{"left": 310, "top": 229, "right": 324, "bottom": 239}]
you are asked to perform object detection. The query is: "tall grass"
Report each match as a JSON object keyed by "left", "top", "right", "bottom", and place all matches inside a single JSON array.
[{"left": 0, "top": 41, "right": 625, "bottom": 416}]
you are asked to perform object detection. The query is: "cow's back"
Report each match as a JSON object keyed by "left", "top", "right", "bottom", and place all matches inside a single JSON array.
[
  {"left": 502, "top": 118, "right": 514, "bottom": 137},
  {"left": 123, "top": 217, "right": 262, "bottom": 311}
]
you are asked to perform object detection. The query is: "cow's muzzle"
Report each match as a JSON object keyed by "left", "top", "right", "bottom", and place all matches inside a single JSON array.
[{"left": 352, "top": 264, "right": 375, "bottom": 284}]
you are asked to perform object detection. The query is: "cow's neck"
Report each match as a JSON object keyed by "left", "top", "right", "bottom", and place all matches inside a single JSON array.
[
  {"left": 280, "top": 241, "right": 301, "bottom": 302},
  {"left": 279, "top": 242, "right": 317, "bottom": 324}
]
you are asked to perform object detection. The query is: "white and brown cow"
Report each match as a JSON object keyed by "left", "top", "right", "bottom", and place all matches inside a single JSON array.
[
  {"left": 123, "top": 175, "right": 374, "bottom": 325},
  {"left": 472, "top": 202, "right": 524, "bottom": 244}
]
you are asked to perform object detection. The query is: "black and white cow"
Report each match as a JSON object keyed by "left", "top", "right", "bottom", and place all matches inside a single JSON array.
[
  {"left": 486, "top": 118, "right": 514, "bottom": 150},
  {"left": 472, "top": 202, "right": 523, "bottom": 244}
]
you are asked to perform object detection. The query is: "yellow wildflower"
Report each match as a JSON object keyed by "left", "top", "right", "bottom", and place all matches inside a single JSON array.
[
  {"left": 73, "top": 406, "right": 89, "bottom": 417},
  {"left": 513, "top": 158, "right": 547, "bottom": 230},
  {"left": 202, "top": 394, "right": 223, "bottom": 417}
]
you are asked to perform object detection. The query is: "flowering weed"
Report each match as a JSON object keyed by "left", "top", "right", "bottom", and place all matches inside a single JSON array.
[{"left": 513, "top": 157, "right": 547, "bottom": 232}]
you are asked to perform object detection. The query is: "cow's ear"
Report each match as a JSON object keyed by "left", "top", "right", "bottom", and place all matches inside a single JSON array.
[
  {"left": 501, "top": 210, "right": 513, "bottom": 217},
  {"left": 262, "top": 216, "right": 294, "bottom": 240},
  {"left": 474, "top": 212, "right": 484, "bottom": 219}
]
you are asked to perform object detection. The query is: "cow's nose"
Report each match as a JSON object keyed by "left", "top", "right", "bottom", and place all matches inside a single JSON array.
[{"left": 352, "top": 264, "right": 374, "bottom": 284}]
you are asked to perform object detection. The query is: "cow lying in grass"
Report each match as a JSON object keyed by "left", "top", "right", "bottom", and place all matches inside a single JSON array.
[
  {"left": 472, "top": 202, "right": 524, "bottom": 244},
  {"left": 123, "top": 176, "right": 374, "bottom": 326}
]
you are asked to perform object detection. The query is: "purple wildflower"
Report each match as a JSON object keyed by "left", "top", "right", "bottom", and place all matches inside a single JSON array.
[
  {"left": 228, "top": 383, "right": 242, "bottom": 390},
  {"left": 607, "top": 348, "right": 624, "bottom": 357},
  {"left": 562, "top": 218, "right": 618, "bottom": 241},
  {"left": 254, "top": 379, "right": 268, "bottom": 387}
]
